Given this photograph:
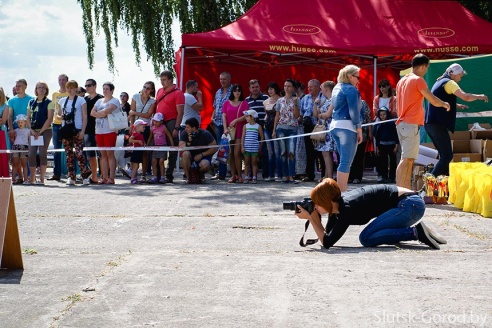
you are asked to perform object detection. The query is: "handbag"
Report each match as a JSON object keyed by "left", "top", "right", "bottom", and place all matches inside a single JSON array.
[
  {"left": 108, "top": 108, "right": 129, "bottom": 131},
  {"left": 310, "top": 120, "right": 327, "bottom": 142}
]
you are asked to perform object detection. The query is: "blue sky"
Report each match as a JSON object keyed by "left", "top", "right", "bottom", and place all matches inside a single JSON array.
[{"left": 0, "top": 0, "right": 180, "bottom": 98}]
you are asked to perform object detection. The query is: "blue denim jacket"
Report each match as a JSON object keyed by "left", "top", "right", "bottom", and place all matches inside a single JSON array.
[{"left": 331, "top": 83, "right": 362, "bottom": 129}]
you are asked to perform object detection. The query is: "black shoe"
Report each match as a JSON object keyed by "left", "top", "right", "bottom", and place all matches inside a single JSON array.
[
  {"left": 415, "top": 222, "right": 440, "bottom": 249},
  {"left": 165, "top": 176, "right": 174, "bottom": 183},
  {"left": 417, "top": 222, "right": 447, "bottom": 244},
  {"left": 210, "top": 174, "right": 225, "bottom": 180},
  {"left": 47, "top": 175, "right": 60, "bottom": 181}
]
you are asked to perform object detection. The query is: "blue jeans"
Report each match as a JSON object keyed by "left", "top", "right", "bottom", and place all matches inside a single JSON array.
[
  {"left": 425, "top": 123, "right": 453, "bottom": 176},
  {"left": 263, "top": 128, "right": 277, "bottom": 178},
  {"left": 214, "top": 123, "right": 227, "bottom": 178},
  {"left": 359, "top": 195, "right": 425, "bottom": 247},
  {"left": 276, "top": 125, "right": 297, "bottom": 177},
  {"left": 52, "top": 123, "right": 62, "bottom": 176},
  {"left": 331, "top": 128, "right": 357, "bottom": 173}
]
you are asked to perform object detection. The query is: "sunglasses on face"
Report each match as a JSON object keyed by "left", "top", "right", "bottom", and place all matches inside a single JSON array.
[
  {"left": 85, "top": 84, "right": 94, "bottom": 88},
  {"left": 233, "top": 89, "right": 241, "bottom": 92},
  {"left": 352, "top": 75, "right": 360, "bottom": 80}
]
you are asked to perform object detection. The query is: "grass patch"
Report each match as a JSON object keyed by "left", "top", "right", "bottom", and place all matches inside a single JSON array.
[{"left": 23, "top": 248, "right": 37, "bottom": 255}]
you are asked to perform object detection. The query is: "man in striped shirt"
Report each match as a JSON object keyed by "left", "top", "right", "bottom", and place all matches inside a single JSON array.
[{"left": 245, "top": 79, "right": 269, "bottom": 180}]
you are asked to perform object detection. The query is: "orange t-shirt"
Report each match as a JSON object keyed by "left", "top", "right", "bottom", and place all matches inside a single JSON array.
[{"left": 396, "top": 73, "right": 428, "bottom": 126}]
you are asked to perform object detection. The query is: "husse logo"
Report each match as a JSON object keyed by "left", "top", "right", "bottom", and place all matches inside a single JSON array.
[
  {"left": 283, "top": 24, "right": 321, "bottom": 35},
  {"left": 418, "top": 27, "right": 455, "bottom": 38}
]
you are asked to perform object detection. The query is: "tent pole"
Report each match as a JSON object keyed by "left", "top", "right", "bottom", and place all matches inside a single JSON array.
[
  {"left": 373, "top": 56, "right": 377, "bottom": 97},
  {"left": 179, "top": 47, "right": 185, "bottom": 90}
]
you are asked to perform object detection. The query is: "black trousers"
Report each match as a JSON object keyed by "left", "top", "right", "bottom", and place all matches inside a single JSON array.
[
  {"left": 303, "top": 124, "right": 316, "bottom": 180},
  {"left": 377, "top": 144, "right": 397, "bottom": 180}
]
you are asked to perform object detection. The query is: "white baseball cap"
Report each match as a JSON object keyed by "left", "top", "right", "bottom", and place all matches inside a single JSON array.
[
  {"left": 243, "top": 109, "right": 258, "bottom": 118},
  {"left": 134, "top": 119, "right": 148, "bottom": 127},
  {"left": 153, "top": 112, "right": 164, "bottom": 121},
  {"left": 15, "top": 114, "right": 28, "bottom": 122}
]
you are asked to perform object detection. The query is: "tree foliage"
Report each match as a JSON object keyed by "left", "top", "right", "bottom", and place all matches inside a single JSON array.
[
  {"left": 77, "top": 0, "right": 257, "bottom": 74},
  {"left": 78, "top": 0, "right": 491, "bottom": 75}
]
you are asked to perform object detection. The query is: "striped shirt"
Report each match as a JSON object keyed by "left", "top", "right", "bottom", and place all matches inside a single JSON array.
[
  {"left": 244, "top": 123, "right": 260, "bottom": 153},
  {"left": 245, "top": 93, "right": 269, "bottom": 123},
  {"left": 213, "top": 85, "right": 232, "bottom": 126}
]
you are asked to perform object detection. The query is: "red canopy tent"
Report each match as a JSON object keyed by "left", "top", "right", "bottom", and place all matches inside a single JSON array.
[{"left": 176, "top": 0, "right": 492, "bottom": 127}]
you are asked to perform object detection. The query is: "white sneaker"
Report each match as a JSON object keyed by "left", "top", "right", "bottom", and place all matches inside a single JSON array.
[
  {"left": 66, "top": 177, "right": 75, "bottom": 185},
  {"left": 82, "top": 178, "right": 90, "bottom": 185}
]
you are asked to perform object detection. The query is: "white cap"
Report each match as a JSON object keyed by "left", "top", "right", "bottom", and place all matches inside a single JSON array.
[
  {"left": 153, "top": 112, "right": 164, "bottom": 121},
  {"left": 15, "top": 114, "right": 28, "bottom": 122},
  {"left": 134, "top": 119, "right": 148, "bottom": 127},
  {"left": 446, "top": 63, "right": 466, "bottom": 76},
  {"left": 243, "top": 109, "right": 258, "bottom": 118}
]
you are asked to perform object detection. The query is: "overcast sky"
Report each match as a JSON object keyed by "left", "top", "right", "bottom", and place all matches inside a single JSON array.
[{"left": 0, "top": 0, "right": 180, "bottom": 98}]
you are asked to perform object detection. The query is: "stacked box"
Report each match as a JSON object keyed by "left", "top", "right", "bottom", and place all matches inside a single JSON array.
[{"left": 450, "top": 130, "right": 483, "bottom": 162}]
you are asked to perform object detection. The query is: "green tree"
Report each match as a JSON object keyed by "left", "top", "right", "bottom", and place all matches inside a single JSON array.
[
  {"left": 78, "top": 0, "right": 491, "bottom": 75},
  {"left": 460, "top": 0, "right": 492, "bottom": 22},
  {"left": 77, "top": 0, "right": 257, "bottom": 74}
]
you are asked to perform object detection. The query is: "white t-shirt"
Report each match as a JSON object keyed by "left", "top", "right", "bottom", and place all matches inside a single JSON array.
[
  {"left": 378, "top": 97, "right": 390, "bottom": 110},
  {"left": 94, "top": 97, "right": 120, "bottom": 134},
  {"left": 132, "top": 94, "right": 156, "bottom": 123},
  {"left": 14, "top": 128, "right": 30, "bottom": 146},
  {"left": 181, "top": 92, "right": 201, "bottom": 126},
  {"left": 58, "top": 96, "right": 86, "bottom": 129}
]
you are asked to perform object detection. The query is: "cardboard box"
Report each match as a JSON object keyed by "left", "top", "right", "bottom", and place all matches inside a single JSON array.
[
  {"left": 411, "top": 165, "right": 425, "bottom": 191},
  {"left": 449, "top": 130, "right": 470, "bottom": 140},
  {"left": 451, "top": 139, "right": 483, "bottom": 162},
  {"left": 452, "top": 153, "right": 483, "bottom": 162},
  {"left": 451, "top": 139, "right": 483, "bottom": 153},
  {"left": 469, "top": 123, "right": 492, "bottom": 140},
  {"left": 484, "top": 139, "right": 492, "bottom": 161}
]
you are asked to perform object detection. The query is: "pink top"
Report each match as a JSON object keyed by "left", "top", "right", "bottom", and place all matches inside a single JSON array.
[
  {"left": 223, "top": 100, "right": 249, "bottom": 139},
  {"left": 151, "top": 124, "right": 168, "bottom": 146}
]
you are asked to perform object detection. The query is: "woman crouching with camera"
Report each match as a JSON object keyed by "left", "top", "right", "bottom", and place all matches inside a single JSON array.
[{"left": 295, "top": 178, "right": 446, "bottom": 249}]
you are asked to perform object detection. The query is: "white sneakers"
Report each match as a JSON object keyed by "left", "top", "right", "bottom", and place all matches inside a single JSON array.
[
  {"left": 83, "top": 178, "right": 90, "bottom": 185},
  {"left": 66, "top": 177, "right": 75, "bottom": 185}
]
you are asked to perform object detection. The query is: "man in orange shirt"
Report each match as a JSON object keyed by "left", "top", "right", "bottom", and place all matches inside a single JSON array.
[{"left": 395, "top": 54, "right": 450, "bottom": 189}]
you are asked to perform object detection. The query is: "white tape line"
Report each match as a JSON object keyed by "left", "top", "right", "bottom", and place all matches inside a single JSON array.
[{"left": 0, "top": 119, "right": 397, "bottom": 153}]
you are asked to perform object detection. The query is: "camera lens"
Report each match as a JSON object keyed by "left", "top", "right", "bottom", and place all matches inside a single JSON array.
[{"left": 282, "top": 202, "right": 296, "bottom": 211}]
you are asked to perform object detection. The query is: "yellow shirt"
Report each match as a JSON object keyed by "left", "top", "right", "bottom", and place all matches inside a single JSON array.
[
  {"left": 52, "top": 91, "right": 68, "bottom": 125},
  {"left": 444, "top": 80, "right": 460, "bottom": 95}
]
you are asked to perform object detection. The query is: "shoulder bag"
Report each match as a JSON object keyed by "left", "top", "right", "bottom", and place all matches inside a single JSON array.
[
  {"left": 310, "top": 120, "right": 327, "bottom": 142},
  {"left": 108, "top": 105, "right": 129, "bottom": 131}
]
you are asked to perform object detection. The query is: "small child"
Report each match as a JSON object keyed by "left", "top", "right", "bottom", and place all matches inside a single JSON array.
[
  {"left": 12, "top": 114, "right": 30, "bottom": 184},
  {"left": 241, "top": 109, "right": 264, "bottom": 184},
  {"left": 129, "top": 119, "right": 148, "bottom": 184},
  {"left": 373, "top": 107, "right": 399, "bottom": 183},
  {"left": 147, "top": 112, "right": 173, "bottom": 184}
]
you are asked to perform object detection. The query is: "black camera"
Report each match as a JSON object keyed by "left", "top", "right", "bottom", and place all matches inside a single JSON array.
[{"left": 283, "top": 198, "right": 315, "bottom": 213}]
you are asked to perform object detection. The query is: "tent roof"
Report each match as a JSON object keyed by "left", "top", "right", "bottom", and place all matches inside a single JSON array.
[{"left": 181, "top": 0, "right": 492, "bottom": 67}]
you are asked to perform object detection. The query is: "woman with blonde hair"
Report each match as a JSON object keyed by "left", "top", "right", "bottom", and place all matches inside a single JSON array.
[
  {"left": 27, "top": 81, "right": 54, "bottom": 184},
  {"left": 329, "top": 65, "right": 363, "bottom": 191},
  {"left": 0, "top": 87, "right": 10, "bottom": 177},
  {"left": 294, "top": 178, "right": 446, "bottom": 249}
]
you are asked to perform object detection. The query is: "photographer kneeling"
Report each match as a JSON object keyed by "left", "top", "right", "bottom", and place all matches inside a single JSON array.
[
  {"left": 179, "top": 118, "right": 217, "bottom": 183},
  {"left": 295, "top": 178, "right": 446, "bottom": 249}
]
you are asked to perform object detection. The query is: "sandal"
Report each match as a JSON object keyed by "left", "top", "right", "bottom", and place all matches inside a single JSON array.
[
  {"left": 107, "top": 179, "right": 115, "bottom": 185},
  {"left": 131, "top": 178, "right": 138, "bottom": 184},
  {"left": 98, "top": 178, "right": 108, "bottom": 184},
  {"left": 237, "top": 176, "right": 244, "bottom": 183},
  {"left": 251, "top": 177, "right": 257, "bottom": 184},
  {"left": 228, "top": 176, "right": 237, "bottom": 183}
]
